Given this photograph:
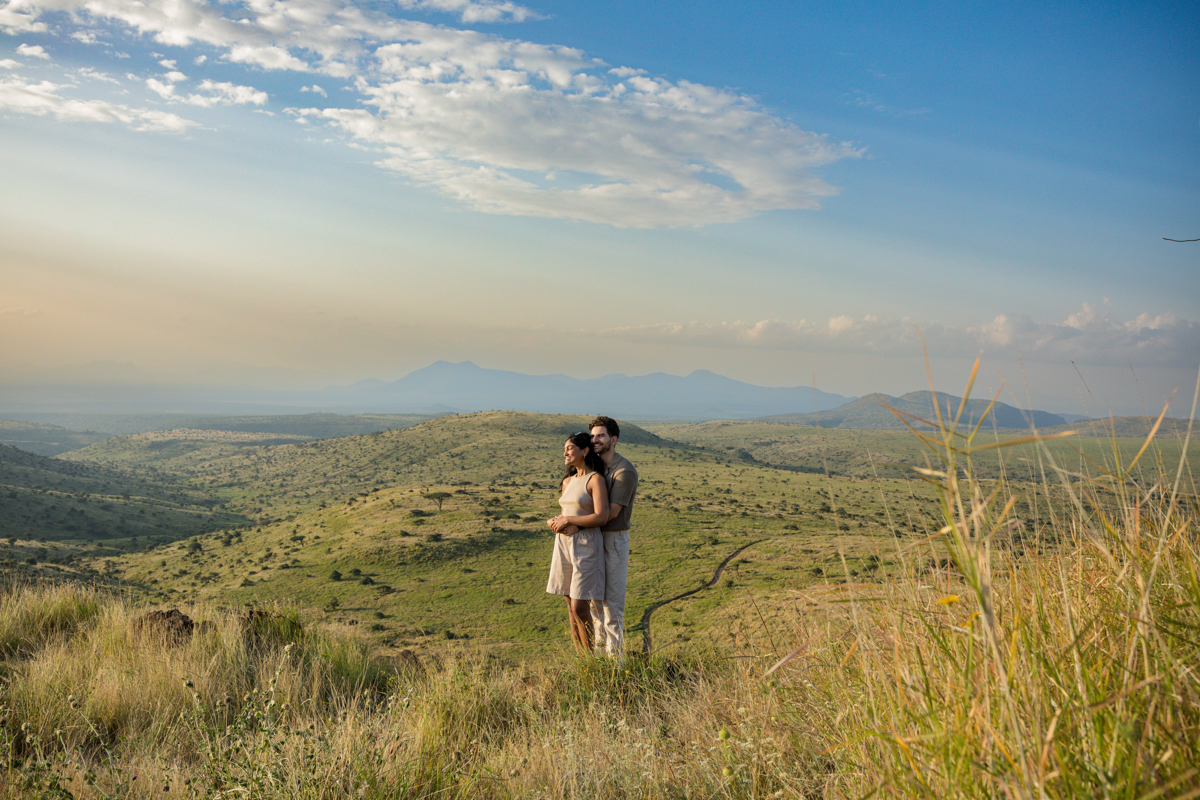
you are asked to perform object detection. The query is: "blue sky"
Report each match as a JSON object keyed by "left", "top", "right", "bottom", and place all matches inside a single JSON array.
[{"left": 1, "top": 0, "right": 1197, "bottom": 415}]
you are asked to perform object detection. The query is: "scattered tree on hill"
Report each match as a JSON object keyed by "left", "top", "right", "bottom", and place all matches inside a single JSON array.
[
  {"left": 330, "top": 570, "right": 342, "bottom": 581},
  {"left": 423, "top": 492, "right": 451, "bottom": 511}
]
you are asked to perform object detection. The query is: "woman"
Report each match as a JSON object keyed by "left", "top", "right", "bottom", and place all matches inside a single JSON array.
[{"left": 546, "top": 432, "right": 610, "bottom": 653}]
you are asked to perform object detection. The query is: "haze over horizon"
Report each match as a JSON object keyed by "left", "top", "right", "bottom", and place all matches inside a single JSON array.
[{"left": 2, "top": 0, "right": 1197, "bottom": 418}]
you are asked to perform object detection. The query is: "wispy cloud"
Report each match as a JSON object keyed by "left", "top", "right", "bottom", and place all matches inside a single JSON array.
[
  {"left": 0, "top": 78, "right": 198, "bottom": 131},
  {"left": 77, "top": 66, "right": 121, "bottom": 83},
  {"left": 597, "top": 305, "right": 1200, "bottom": 368},
  {"left": 848, "top": 88, "right": 929, "bottom": 118},
  {"left": 396, "top": 0, "right": 541, "bottom": 23},
  {"left": 146, "top": 71, "right": 267, "bottom": 105},
  {"left": 306, "top": 26, "right": 862, "bottom": 226},
  {"left": 3, "top": 0, "right": 862, "bottom": 227}
]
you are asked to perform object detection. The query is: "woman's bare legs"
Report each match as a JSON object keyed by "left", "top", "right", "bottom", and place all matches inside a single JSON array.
[{"left": 564, "top": 596, "right": 595, "bottom": 653}]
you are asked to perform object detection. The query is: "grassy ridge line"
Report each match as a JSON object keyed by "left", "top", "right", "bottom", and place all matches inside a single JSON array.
[
  {"left": 647, "top": 419, "right": 1200, "bottom": 480},
  {"left": 0, "top": 419, "right": 108, "bottom": 457},
  {"left": 1, "top": 411, "right": 439, "bottom": 438}
]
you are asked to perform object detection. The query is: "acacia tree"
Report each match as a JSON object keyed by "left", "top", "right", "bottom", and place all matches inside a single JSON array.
[{"left": 423, "top": 492, "right": 452, "bottom": 512}]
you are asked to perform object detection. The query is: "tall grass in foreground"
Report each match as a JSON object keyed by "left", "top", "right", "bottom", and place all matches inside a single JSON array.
[
  {"left": 2, "top": 369, "right": 1197, "bottom": 798},
  {"left": 787, "top": 362, "right": 1200, "bottom": 798}
]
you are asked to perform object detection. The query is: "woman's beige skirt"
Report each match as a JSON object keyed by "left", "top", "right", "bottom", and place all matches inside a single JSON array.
[{"left": 545, "top": 527, "right": 605, "bottom": 600}]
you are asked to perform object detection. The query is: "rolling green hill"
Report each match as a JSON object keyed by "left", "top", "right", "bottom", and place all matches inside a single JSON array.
[
  {"left": 0, "top": 443, "right": 250, "bottom": 583},
  {"left": 646, "top": 418, "right": 1199, "bottom": 482},
  {"left": 65, "top": 412, "right": 945, "bottom": 657},
  {"left": 62, "top": 413, "right": 680, "bottom": 523},
  {"left": 19, "top": 409, "right": 1168, "bottom": 660}
]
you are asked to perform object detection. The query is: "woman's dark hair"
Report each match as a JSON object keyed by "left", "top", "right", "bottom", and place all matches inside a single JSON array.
[{"left": 564, "top": 431, "right": 606, "bottom": 479}]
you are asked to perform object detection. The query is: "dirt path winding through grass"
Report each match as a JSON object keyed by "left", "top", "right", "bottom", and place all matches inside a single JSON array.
[{"left": 640, "top": 539, "right": 767, "bottom": 655}]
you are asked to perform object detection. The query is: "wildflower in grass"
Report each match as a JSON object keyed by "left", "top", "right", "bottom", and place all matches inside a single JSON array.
[{"left": 936, "top": 594, "right": 960, "bottom": 606}]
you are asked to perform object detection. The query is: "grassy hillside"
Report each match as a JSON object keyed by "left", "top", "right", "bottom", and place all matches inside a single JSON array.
[
  {"left": 62, "top": 414, "right": 677, "bottom": 522},
  {"left": 46, "top": 410, "right": 1154, "bottom": 660},
  {"left": 3, "top": 395, "right": 1196, "bottom": 798},
  {"left": 758, "top": 390, "right": 1066, "bottom": 429},
  {"left": 646, "top": 418, "right": 1200, "bottom": 481},
  {"left": 0, "top": 443, "right": 250, "bottom": 585},
  {"left": 1040, "top": 414, "right": 1196, "bottom": 438},
  {"left": 0, "top": 418, "right": 109, "bottom": 456},
  {"left": 0, "top": 444, "right": 246, "bottom": 544},
  {"left": 95, "top": 412, "right": 936, "bottom": 658}
]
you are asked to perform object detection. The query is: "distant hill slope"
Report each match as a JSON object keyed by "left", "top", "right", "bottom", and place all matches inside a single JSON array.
[
  {"left": 339, "top": 361, "right": 853, "bottom": 419},
  {"left": 64, "top": 428, "right": 315, "bottom": 465},
  {"left": 0, "top": 412, "right": 435, "bottom": 438},
  {"left": 1040, "top": 416, "right": 1195, "bottom": 439},
  {"left": 0, "top": 418, "right": 110, "bottom": 456},
  {"left": 759, "top": 391, "right": 1066, "bottom": 429},
  {"left": 0, "top": 444, "right": 247, "bottom": 544},
  {"left": 647, "top": 417, "right": 1200, "bottom": 481},
  {"left": 62, "top": 412, "right": 684, "bottom": 522}
]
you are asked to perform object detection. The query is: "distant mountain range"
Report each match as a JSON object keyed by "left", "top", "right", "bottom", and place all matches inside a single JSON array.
[
  {"left": 2, "top": 362, "right": 1091, "bottom": 431},
  {"left": 758, "top": 391, "right": 1067, "bottom": 429},
  {"left": 328, "top": 361, "right": 855, "bottom": 421}
]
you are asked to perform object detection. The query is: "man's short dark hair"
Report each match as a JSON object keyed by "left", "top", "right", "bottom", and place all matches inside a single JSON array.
[{"left": 589, "top": 416, "right": 620, "bottom": 439}]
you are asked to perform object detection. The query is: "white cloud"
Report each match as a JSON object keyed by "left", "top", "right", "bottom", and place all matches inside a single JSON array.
[
  {"left": 0, "top": 6, "right": 46, "bottom": 33},
  {"left": 146, "top": 72, "right": 266, "bottom": 105},
  {"left": 183, "top": 79, "right": 267, "bottom": 106},
  {"left": 301, "top": 84, "right": 327, "bottom": 96},
  {"left": 17, "top": 43, "right": 50, "bottom": 59},
  {"left": 158, "top": 59, "right": 176, "bottom": 68},
  {"left": 597, "top": 305, "right": 1200, "bottom": 368},
  {"left": 145, "top": 77, "right": 175, "bottom": 98},
  {"left": 303, "top": 26, "right": 860, "bottom": 226},
  {"left": 0, "top": 78, "right": 198, "bottom": 131},
  {"left": 226, "top": 44, "right": 312, "bottom": 72},
  {"left": 395, "top": 0, "right": 540, "bottom": 23},
  {"left": 0, "top": 59, "right": 20, "bottom": 68},
  {"left": 78, "top": 66, "right": 121, "bottom": 83},
  {"left": 4, "top": 0, "right": 863, "bottom": 226},
  {"left": 193, "top": 55, "right": 206, "bottom": 65},
  {"left": 71, "top": 30, "right": 100, "bottom": 44}
]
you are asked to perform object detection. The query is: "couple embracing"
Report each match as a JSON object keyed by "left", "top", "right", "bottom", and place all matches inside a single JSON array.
[{"left": 546, "top": 416, "right": 638, "bottom": 656}]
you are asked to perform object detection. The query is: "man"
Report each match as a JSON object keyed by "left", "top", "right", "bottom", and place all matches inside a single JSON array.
[{"left": 551, "top": 415, "right": 638, "bottom": 654}]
